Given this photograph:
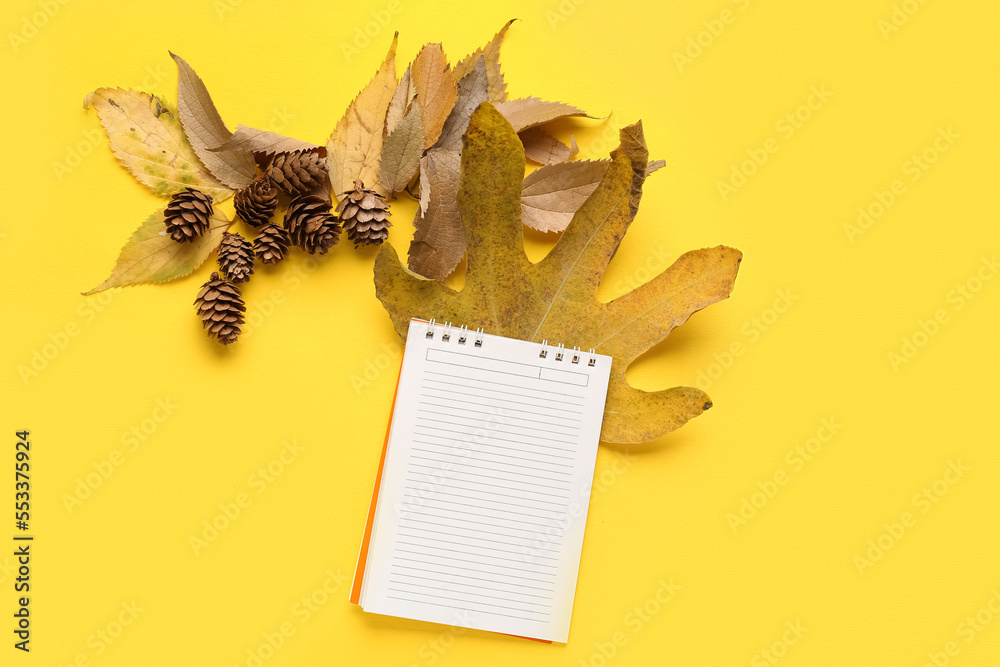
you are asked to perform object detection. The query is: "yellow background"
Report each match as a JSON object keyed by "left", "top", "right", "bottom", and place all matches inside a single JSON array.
[{"left": 2, "top": 0, "right": 999, "bottom": 664}]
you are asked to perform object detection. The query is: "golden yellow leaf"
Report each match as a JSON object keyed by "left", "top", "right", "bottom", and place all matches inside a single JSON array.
[
  {"left": 375, "top": 104, "right": 742, "bottom": 444},
  {"left": 327, "top": 34, "right": 398, "bottom": 196},
  {"left": 379, "top": 102, "right": 424, "bottom": 194},
  {"left": 170, "top": 52, "right": 256, "bottom": 190},
  {"left": 85, "top": 88, "right": 232, "bottom": 201},
  {"left": 452, "top": 19, "right": 515, "bottom": 103},
  {"left": 84, "top": 206, "right": 231, "bottom": 295},
  {"left": 411, "top": 43, "right": 458, "bottom": 149},
  {"left": 495, "top": 96, "right": 590, "bottom": 133}
]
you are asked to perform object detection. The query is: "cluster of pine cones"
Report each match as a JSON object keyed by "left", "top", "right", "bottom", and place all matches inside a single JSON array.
[{"left": 162, "top": 151, "right": 392, "bottom": 345}]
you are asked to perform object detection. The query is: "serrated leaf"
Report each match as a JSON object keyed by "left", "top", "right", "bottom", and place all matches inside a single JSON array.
[
  {"left": 83, "top": 206, "right": 231, "bottom": 295},
  {"left": 379, "top": 102, "right": 424, "bottom": 194},
  {"left": 411, "top": 43, "right": 458, "bottom": 149},
  {"left": 170, "top": 52, "right": 256, "bottom": 190},
  {"left": 407, "top": 149, "right": 463, "bottom": 280},
  {"left": 521, "top": 127, "right": 578, "bottom": 165},
  {"left": 521, "top": 159, "right": 609, "bottom": 233},
  {"left": 85, "top": 87, "right": 232, "bottom": 201},
  {"left": 453, "top": 19, "right": 515, "bottom": 103},
  {"left": 375, "top": 104, "right": 742, "bottom": 444},
  {"left": 433, "top": 56, "right": 488, "bottom": 153},
  {"left": 214, "top": 125, "right": 321, "bottom": 155},
  {"left": 384, "top": 66, "right": 415, "bottom": 138},
  {"left": 327, "top": 34, "right": 398, "bottom": 197},
  {"left": 494, "top": 96, "right": 590, "bottom": 133}
]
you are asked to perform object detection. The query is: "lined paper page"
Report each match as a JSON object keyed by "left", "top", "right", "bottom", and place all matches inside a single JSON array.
[{"left": 359, "top": 319, "right": 612, "bottom": 642}]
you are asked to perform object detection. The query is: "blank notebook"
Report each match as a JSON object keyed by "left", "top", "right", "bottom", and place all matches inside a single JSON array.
[{"left": 351, "top": 318, "right": 612, "bottom": 643}]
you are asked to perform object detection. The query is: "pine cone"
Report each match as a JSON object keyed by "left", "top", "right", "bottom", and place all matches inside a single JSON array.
[
  {"left": 164, "top": 188, "right": 214, "bottom": 243},
  {"left": 194, "top": 272, "right": 245, "bottom": 345},
  {"left": 268, "top": 151, "right": 327, "bottom": 196},
  {"left": 253, "top": 223, "right": 291, "bottom": 265},
  {"left": 284, "top": 195, "right": 340, "bottom": 254},
  {"left": 335, "top": 180, "right": 391, "bottom": 247},
  {"left": 234, "top": 177, "right": 278, "bottom": 226},
  {"left": 217, "top": 232, "right": 254, "bottom": 284}
]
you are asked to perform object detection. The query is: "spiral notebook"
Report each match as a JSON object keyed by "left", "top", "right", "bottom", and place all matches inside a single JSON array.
[{"left": 350, "top": 318, "right": 612, "bottom": 643}]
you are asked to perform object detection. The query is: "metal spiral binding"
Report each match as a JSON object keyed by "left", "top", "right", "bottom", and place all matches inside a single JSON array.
[
  {"left": 474, "top": 327, "right": 484, "bottom": 347},
  {"left": 458, "top": 325, "right": 468, "bottom": 345},
  {"left": 425, "top": 318, "right": 437, "bottom": 338},
  {"left": 441, "top": 321, "right": 452, "bottom": 342},
  {"left": 555, "top": 343, "right": 565, "bottom": 362},
  {"left": 571, "top": 346, "right": 581, "bottom": 364},
  {"left": 539, "top": 339, "right": 548, "bottom": 358},
  {"left": 425, "top": 320, "right": 595, "bottom": 366},
  {"left": 588, "top": 348, "right": 597, "bottom": 366}
]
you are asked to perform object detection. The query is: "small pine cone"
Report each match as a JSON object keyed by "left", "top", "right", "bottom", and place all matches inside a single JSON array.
[
  {"left": 217, "top": 232, "right": 254, "bottom": 284},
  {"left": 335, "top": 179, "right": 391, "bottom": 247},
  {"left": 268, "top": 151, "right": 327, "bottom": 196},
  {"left": 253, "top": 223, "right": 290, "bottom": 265},
  {"left": 234, "top": 177, "right": 278, "bottom": 226},
  {"left": 194, "top": 272, "right": 245, "bottom": 345},
  {"left": 165, "top": 188, "right": 214, "bottom": 243},
  {"left": 284, "top": 195, "right": 341, "bottom": 254}
]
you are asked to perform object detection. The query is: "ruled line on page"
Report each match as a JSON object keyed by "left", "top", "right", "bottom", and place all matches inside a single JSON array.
[
  {"left": 385, "top": 596, "right": 548, "bottom": 621},
  {"left": 413, "top": 420, "right": 579, "bottom": 448},
  {"left": 417, "top": 404, "right": 582, "bottom": 432},
  {"left": 397, "top": 513, "right": 564, "bottom": 543},
  {"left": 418, "top": 393, "right": 585, "bottom": 421},
  {"left": 423, "top": 371, "right": 586, "bottom": 403},
  {"left": 396, "top": 531, "right": 559, "bottom": 559},
  {"left": 388, "top": 578, "right": 553, "bottom": 605},
  {"left": 391, "top": 564, "right": 555, "bottom": 592}
]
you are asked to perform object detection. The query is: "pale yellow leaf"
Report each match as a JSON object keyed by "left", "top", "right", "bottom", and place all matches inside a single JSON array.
[
  {"left": 411, "top": 43, "right": 458, "bottom": 149},
  {"left": 494, "top": 96, "right": 590, "bottom": 133},
  {"left": 521, "top": 159, "right": 609, "bottom": 232},
  {"left": 379, "top": 102, "right": 424, "bottom": 193},
  {"left": 433, "top": 56, "right": 488, "bottom": 153},
  {"left": 384, "top": 66, "right": 414, "bottom": 137},
  {"left": 521, "top": 127, "right": 578, "bottom": 165},
  {"left": 215, "top": 125, "right": 321, "bottom": 155},
  {"left": 170, "top": 52, "right": 256, "bottom": 190},
  {"left": 84, "top": 206, "right": 231, "bottom": 295},
  {"left": 85, "top": 88, "right": 232, "bottom": 201},
  {"left": 453, "top": 19, "right": 515, "bottom": 103},
  {"left": 407, "top": 149, "right": 463, "bottom": 280},
  {"left": 327, "top": 34, "right": 398, "bottom": 196}
]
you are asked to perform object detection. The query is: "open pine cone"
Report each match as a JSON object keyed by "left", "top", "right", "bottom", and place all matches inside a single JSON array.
[
  {"left": 284, "top": 195, "right": 340, "bottom": 254},
  {"left": 194, "top": 272, "right": 245, "bottom": 345},
  {"left": 217, "top": 232, "right": 254, "bottom": 284},
  {"left": 253, "top": 223, "right": 291, "bottom": 265},
  {"left": 335, "top": 179, "right": 391, "bottom": 247},
  {"left": 234, "top": 177, "right": 278, "bottom": 226},
  {"left": 268, "top": 151, "right": 327, "bottom": 196},
  {"left": 164, "top": 188, "right": 214, "bottom": 243}
]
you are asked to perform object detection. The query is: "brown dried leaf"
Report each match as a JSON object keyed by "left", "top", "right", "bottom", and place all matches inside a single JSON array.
[
  {"left": 170, "top": 52, "right": 256, "bottom": 190},
  {"left": 215, "top": 125, "right": 321, "bottom": 155},
  {"left": 452, "top": 19, "right": 515, "bottom": 103},
  {"left": 494, "top": 96, "right": 590, "bottom": 132},
  {"left": 379, "top": 102, "right": 424, "bottom": 194},
  {"left": 84, "top": 88, "right": 231, "bottom": 201},
  {"left": 384, "top": 65, "right": 414, "bottom": 137},
  {"left": 619, "top": 120, "right": 653, "bottom": 221},
  {"left": 407, "top": 149, "right": 463, "bottom": 280},
  {"left": 521, "top": 159, "right": 609, "bottom": 233},
  {"left": 375, "top": 104, "right": 742, "bottom": 444},
  {"left": 647, "top": 159, "right": 666, "bottom": 174},
  {"left": 327, "top": 34, "right": 398, "bottom": 196},
  {"left": 411, "top": 43, "right": 458, "bottom": 149},
  {"left": 433, "top": 55, "right": 488, "bottom": 153},
  {"left": 84, "top": 206, "right": 231, "bottom": 295},
  {"left": 521, "top": 127, "right": 578, "bottom": 165}
]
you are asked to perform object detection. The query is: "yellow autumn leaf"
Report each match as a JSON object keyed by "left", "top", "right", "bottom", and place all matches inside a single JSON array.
[
  {"left": 375, "top": 104, "right": 742, "bottom": 444},
  {"left": 84, "top": 206, "right": 231, "bottom": 295},
  {"left": 327, "top": 34, "right": 398, "bottom": 196},
  {"left": 411, "top": 43, "right": 458, "bottom": 149},
  {"left": 84, "top": 88, "right": 232, "bottom": 202},
  {"left": 452, "top": 19, "right": 515, "bottom": 103}
]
